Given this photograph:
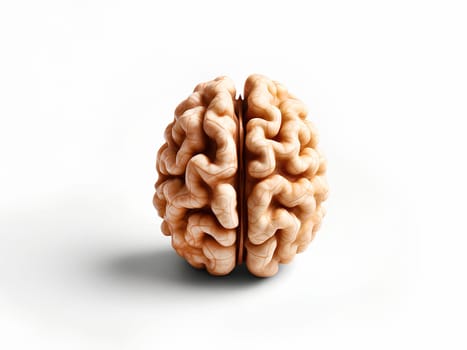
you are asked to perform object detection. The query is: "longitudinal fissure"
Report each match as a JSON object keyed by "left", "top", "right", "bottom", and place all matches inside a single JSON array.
[{"left": 236, "top": 97, "right": 246, "bottom": 265}]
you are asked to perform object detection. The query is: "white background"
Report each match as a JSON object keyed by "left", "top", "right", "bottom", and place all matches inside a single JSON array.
[{"left": 1, "top": 1, "right": 466, "bottom": 349}]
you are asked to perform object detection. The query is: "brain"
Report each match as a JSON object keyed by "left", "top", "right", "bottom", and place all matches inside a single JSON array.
[{"left": 154, "top": 74, "right": 328, "bottom": 277}]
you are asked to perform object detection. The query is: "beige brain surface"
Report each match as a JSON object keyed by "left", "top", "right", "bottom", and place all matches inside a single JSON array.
[{"left": 154, "top": 74, "right": 328, "bottom": 277}]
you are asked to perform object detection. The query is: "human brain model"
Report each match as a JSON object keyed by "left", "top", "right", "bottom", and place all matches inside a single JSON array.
[{"left": 154, "top": 74, "right": 328, "bottom": 277}]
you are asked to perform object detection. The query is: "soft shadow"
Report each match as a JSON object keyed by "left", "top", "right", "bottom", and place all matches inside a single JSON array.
[{"left": 97, "top": 249, "right": 271, "bottom": 290}]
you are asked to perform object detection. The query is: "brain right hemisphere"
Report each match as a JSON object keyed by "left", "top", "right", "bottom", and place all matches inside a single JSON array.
[{"left": 243, "top": 75, "right": 329, "bottom": 277}]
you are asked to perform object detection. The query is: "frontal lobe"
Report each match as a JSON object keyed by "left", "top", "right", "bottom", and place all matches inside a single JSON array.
[
  {"left": 243, "top": 74, "right": 329, "bottom": 277},
  {"left": 154, "top": 76, "right": 239, "bottom": 275}
]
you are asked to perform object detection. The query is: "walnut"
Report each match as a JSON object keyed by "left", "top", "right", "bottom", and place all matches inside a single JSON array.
[{"left": 154, "top": 74, "right": 328, "bottom": 277}]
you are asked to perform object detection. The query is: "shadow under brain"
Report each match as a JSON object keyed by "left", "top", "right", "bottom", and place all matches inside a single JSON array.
[{"left": 100, "top": 249, "right": 269, "bottom": 291}]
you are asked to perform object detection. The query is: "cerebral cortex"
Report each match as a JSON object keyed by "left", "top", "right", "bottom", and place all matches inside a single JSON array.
[{"left": 154, "top": 74, "right": 328, "bottom": 277}]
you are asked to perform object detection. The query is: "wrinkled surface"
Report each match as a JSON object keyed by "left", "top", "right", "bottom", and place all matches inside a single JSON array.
[
  {"left": 154, "top": 74, "right": 328, "bottom": 277},
  {"left": 154, "top": 76, "right": 239, "bottom": 275},
  {"left": 244, "top": 74, "right": 328, "bottom": 277}
]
